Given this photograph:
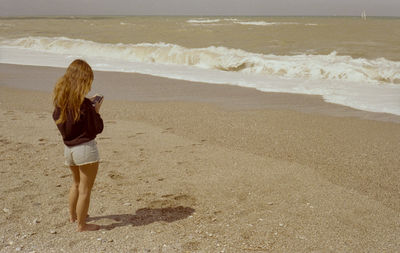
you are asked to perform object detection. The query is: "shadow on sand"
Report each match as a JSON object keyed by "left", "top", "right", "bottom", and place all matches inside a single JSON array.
[{"left": 89, "top": 206, "right": 195, "bottom": 230}]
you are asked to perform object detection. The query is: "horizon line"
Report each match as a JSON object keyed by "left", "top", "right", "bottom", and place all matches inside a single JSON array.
[{"left": 1, "top": 14, "right": 399, "bottom": 18}]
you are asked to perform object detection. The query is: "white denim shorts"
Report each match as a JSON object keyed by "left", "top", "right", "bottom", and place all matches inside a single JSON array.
[{"left": 64, "top": 139, "right": 100, "bottom": 166}]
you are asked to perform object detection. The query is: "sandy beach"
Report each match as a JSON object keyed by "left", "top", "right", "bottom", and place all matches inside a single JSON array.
[{"left": 0, "top": 63, "right": 399, "bottom": 252}]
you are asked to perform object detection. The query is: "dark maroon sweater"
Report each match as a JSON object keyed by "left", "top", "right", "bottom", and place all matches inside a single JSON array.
[{"left": 53, "top": 98, "right": 104, "bottom": 147}]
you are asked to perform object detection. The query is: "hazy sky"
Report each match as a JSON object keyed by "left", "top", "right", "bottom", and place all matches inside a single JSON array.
[{"left": 1, "top": 0, "right": 399, "bottom": 17}]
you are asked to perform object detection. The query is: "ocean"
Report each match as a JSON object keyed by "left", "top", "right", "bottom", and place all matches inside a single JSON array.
[{"left": 0, "top": 16, "right": 399, "bottom": 115}]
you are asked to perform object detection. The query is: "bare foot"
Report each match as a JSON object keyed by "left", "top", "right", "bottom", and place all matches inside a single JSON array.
[{"left": 77, "top": 223, "right": 100, "bottom": 232}]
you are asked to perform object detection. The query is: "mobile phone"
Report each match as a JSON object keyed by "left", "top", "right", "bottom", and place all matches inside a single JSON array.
[{"left": 92, "top": 95, "right": 104, "bottom": 104}]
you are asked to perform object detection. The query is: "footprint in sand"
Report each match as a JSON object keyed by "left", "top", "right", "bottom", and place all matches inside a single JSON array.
[
  {"left": 161, "top": 127, "right": 173, "bottom": 133},
  {"left": 107, "top": 171, "right": 124, "bottom": 180},
  {"left": 182, "top": 241, "right": 201, "bottom": 251},
  {"left": 128, "top": 132, "right": 145, "bottom": 138},
  {"left": 38, "top": 138, "right": 47, "bottom": 145},
  {"left": 0, "top": 138, "right": 11, "bottom": 145},
  {"left": 148, "top": 194, "right": 196, "bottom": 208},
  {"left": 173, "top": 194, "right": 196, "bottom": 205},
  {"left": 136, "top": 192, "right": 156, "bottom": 202},
  {"left": 147, "top": 199, "right": 175, "bottom": 209},
  {"left": 138, "top": 148, "right": 146, "bottom": 160},
  {"left": 191, "top": 139, "right": 207, "bottom": 147}
]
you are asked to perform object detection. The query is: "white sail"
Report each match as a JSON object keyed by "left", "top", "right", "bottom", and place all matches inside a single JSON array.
[{"left": 361, "top": 10, "right": 367, "bottom": 20}]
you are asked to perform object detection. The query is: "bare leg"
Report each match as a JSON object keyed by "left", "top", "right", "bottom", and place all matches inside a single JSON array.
[
  {"left": 76, "top": 162, "right": 100, "bottom": 232},
  {"left": 69, "top": 166, "right": 80, "bottom": 222}
]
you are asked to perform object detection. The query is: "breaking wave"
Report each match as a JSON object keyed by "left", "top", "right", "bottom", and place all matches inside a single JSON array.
[
  {"left": 185, "top": 18, "right": 318, "bottom": 26},
  {"left": 186, "top": 19, "right": 221, "bottom": 24},
  {"left": 234, "top": 21, "right": 300, "bottom": 26},
  {"left": 1, "top": 36, "right": 399, "bottom": 84}
]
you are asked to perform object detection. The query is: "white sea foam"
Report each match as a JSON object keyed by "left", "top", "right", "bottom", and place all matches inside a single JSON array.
[
  {"left": 2, "top": 36, "right": 398, "bottom": 84},
  {"left": 187, "top": 19, "right": 221, "bottom": 24},
  {"left": 0, "top": 23, "right": 15, "bottom": 27},
  {"left": 233, "top": 21, "right": 318, "bottom": 26},
  {"left": 1, "top": 36, "right": 399, "bottom": 115},
  {"left": 224, "top": 18, "right": 239, "bottom": 22},
  {"left": 234, "top": 21, "right": 300, "bottom": 26}
]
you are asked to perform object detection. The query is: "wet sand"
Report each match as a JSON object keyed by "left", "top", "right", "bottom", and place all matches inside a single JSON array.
[{"left": 0, "top": 63, "right": 399, "bottom": 252}]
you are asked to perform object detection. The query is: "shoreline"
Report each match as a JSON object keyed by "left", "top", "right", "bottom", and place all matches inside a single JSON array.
[
  {"left": 1, "top": 63, "right": 399, "bottom": 123},
  {"left": 1, "top": 63, "right": 399, "bottom": 252}
]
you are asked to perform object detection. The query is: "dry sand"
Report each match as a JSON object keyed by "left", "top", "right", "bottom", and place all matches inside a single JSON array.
[{"left": 0, "top": 64, "right": 399, "bottom": 252}]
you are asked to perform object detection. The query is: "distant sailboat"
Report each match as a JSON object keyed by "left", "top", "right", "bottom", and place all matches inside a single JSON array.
[{"left": 361, "top": 10, "right": 367, "bottom": 20}]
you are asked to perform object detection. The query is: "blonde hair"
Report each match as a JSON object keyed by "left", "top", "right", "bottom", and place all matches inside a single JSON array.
[{"left": 53, "top": 59, "right": 94, "bottom": 124}]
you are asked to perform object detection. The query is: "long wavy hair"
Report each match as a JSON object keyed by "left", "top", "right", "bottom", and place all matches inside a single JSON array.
[{"left": 53, "top": 59, "right": 94, "bottom": 124}]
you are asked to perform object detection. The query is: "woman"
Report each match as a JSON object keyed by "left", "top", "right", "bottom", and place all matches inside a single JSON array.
[{"left": 53, "top": 59, "right": 104, "bottom": 232}]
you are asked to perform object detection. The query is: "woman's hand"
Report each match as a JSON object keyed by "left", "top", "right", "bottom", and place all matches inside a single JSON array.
[
  {"left": 91, "top": 95, "right": 104, "bottom": 113},
  {"left": 94, "top": 98, "right": 103, "bottom": 113}
]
